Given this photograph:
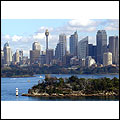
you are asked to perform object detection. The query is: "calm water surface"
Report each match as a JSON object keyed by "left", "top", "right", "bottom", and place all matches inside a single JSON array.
[{"left": 1, "top": 74, "right": 119, "bottom": 101}]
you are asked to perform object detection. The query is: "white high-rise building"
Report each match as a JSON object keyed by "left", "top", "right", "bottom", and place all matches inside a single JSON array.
[
  {"left": 103, "top": 52, "right": 112, "bottom": 66},
  {"left": 3, "top": 42, "right": 12, "bottom": 65},
  {"left": 78, "top": 36, "right": 88, "bottom": 59}
]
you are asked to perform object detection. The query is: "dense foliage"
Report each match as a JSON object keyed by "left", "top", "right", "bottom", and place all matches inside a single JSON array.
[
  {"left": 1, "top": 65, "right": 119, "bottom": 77},
  {"left": 1, "top": 66, "right": 33, "bottom": 77},
  {"left": 29, "top": 76, "right": 119, "bottom": 95}
]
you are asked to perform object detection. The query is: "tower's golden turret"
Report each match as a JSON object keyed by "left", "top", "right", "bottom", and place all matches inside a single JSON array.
[
  {"left": 45, "top": 29, "right": 49, "bottom": 36},
  {"left": 45, "top": 29, "right": 49, "bottom": 50}
]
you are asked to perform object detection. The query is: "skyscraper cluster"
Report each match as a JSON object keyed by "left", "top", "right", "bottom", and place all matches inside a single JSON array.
[
  {"left": 1, "top": 29, "right": 119, "bottom": 68},
  {"left": 1, "top": 42, "right": 25, "bottom": 67}
]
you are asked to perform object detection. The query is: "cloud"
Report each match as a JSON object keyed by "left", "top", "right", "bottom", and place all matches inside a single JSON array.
[
  {"left": 88, "top": 36, "right": 96, "bottom": 45},
  {"left": 33, "top": 33, "right": 45, "bottom": 39},
  {"left": 54, "top": 19, "right": 99, "bottom": 35},
  {"left": 4, "top": 34, "right": 11, "bottom": 39},
  {"left": 20, "top": 36, "right": 31, "bottom": 43},
  {"left": 104, "top": 19, "right": 119, "bottom": 31},
  {"left": 12, "top": 35, "right": 22, "bottom": 42},
  {"left": 68, "top": 19, "right": 97, "bottom": 27},
  {"left": 1, "top": 34, "right": 11, "bottom": 41}
]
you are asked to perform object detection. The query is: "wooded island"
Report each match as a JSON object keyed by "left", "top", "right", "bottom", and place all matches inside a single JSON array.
[{"left": 22, "top": 75, "right": 119, "bottom": 97}]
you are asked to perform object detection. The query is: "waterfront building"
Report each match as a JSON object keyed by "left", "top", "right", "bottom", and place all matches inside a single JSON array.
[
  {"left": 85, "top": 56, "right": 96, "bottom": 67},
  {"left": 78, "top": 36, "right": 88, "bottom": 59},
  {"left": 45, "top": 29, "right": 49, "bottom": 50},
  {"left": 109, "top": 36, "right": 119, "bottom": 64},
  {"left": 69, "top": 31, "right": 78, "bottom": 56},
  {"left": 96, "top": 30, "right": 107, "bottom": 64},
  {"left": 46, "top": 49, "right": 54, "bottom": 65},
  {"left": 103, "top": 52, "right": 112, "bottom": 66},
  {"left": 3, "top": 42, "right": 12, "bottom": 65}
]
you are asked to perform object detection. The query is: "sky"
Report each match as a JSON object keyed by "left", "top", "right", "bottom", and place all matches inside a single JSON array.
[{"left": 1, "top": 19, "right": 119, "bottom": 57}]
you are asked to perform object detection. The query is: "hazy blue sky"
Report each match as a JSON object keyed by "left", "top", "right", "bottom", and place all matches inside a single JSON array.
[{"left": 1, "top": 19, "right": 119, "bottom": 57}]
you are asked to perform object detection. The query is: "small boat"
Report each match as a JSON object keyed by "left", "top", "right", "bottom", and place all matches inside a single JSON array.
[
  {"left": 27, "top": 80, "right": 30, "bottom": 82},
  {"left": 39, "top": 76, "right": 43, "bottom": 78}
]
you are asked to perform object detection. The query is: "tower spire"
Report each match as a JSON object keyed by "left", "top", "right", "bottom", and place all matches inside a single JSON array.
[{"left": 45, "top": 29, "right": 49, "bottom": 50}]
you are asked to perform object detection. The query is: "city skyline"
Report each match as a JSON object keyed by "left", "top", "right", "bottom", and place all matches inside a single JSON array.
[{"left": 1, "top": 19, "right": 119, "bottom": 57}]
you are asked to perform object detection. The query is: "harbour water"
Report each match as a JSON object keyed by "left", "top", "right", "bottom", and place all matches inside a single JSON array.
[{"left": 1, "top": 74, "right": 119, "bottom": 101}]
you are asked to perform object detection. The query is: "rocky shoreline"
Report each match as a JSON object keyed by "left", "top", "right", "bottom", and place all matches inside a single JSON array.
[{"left": 22, "top": 91, "right": 118, "bottom": 97}]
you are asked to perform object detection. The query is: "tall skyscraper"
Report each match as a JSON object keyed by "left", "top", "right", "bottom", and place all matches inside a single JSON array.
[
  {"left": 88, "top": 44, "right": 93, "bottom": 56},
  {"left": 96, "top": 30, "right": 107, "bottom": 64},
  {"left": 3, "top": 42, "right": 12, "bottom": 65},
  {"left": 19, "top": 50, "right": 23, "bottom": 62},
  {"left": 46, "top": 49, "right": 54, "bottom": 65},
  {"left": 78, "top": 36, "right": 88, "bottom": 59},
  {"left": 69, "top": 31, "right": 78, "bottom": 56},
  {"left": 109, "top": 36, "right": 119, "bottom": 64},
  {"left": 15, "top": 49, "right": 20, "bottom": 63},
  {"left": 45, "top": 29, "right": 49, "bottom": 50},
  {"left": 55, "top": 43, "right": 60, "bottom": 59},
  {"left": 55, "top": 33, "right": 67, "bottom": 61},
  {"left": 115, "top": 36, "right": 119, "bottom": 65},
  {"left": 88, "top": 44, "right": 97, "bottom": 62},
  {"left": 30, "top": 42, "right": 41, "bottom": 64},
  {"left": 59, "top": 33, "right": 67, "bottom": 60},
  {"left": 103, "top": 52, "right": 112, "bottom": 66}
]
